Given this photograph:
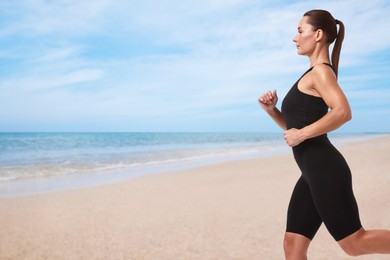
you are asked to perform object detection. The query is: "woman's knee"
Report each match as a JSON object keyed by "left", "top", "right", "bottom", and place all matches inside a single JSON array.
[
  {"left": 284, "top": 232, "right": 311, "bottom": 258},
  {"left": 339, "top": 243, "right": 364, "bottom": 256},
  {"left": 338, "top": 228, "right": 367, "bottom": 256}
]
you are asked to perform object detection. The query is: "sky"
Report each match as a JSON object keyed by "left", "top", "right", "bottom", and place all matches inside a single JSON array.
[{"left": 0, "top": 0, "right": 390, "bottom": 133}]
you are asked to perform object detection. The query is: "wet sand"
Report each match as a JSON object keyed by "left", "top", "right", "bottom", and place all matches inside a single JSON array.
[{"left": 1, "top": 135, "right": 389, "bottom": 259}]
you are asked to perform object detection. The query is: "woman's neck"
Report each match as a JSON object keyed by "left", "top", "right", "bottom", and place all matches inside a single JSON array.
[{"left": 309, "top": 45, "right": 330, "bottom": 67}]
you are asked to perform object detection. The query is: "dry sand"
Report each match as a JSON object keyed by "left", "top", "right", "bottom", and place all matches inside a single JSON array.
[{"left": 0, "top": 135, "right": 389, "bottom": 259}]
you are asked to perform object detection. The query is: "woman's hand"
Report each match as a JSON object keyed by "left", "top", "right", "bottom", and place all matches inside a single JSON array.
[
  {"left": 284, "top": 128, "right": 306, "bottom": 147},
  {"left": 258, "top": 90, "right": 278, "bottom": 112},
  {"left": 258, "top": 89, "right": 287, "bottom": 130}
]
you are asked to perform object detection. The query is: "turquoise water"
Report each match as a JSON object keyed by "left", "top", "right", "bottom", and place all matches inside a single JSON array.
[
  {"left": 0, "top": 132, "right": 287, "bottom": 182},
  {"left": 0, "top": 132, "right": 380, "bottom": 197}
]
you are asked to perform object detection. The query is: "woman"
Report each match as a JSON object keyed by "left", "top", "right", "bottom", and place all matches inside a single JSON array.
[{"left": 258, "top": 9, "right": 390, "bottom": 259}]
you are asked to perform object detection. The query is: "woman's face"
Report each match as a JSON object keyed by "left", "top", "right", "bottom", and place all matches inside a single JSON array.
[{"left": 293, "top": 16, "right": 317, "bottom": 56}]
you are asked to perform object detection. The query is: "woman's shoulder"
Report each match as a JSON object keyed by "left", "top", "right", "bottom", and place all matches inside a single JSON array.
[
  {"left": 311, "top": 63, "right": 337, "bottom": 82},
  {"left": 311, "top": 63, "right": 335, "bottom": 73}
]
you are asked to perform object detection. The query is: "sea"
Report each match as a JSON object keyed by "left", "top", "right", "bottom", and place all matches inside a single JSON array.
[{"left": 0, "top": 132, "right": 380, "bottom": 197}]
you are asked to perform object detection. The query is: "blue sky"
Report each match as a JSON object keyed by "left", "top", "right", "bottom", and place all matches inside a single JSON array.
[{"left": 0, "top": 0, "right": 389, "bottom": 133}]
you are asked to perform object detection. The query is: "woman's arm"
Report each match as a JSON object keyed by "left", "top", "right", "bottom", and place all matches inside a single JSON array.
[
  {"left": 284, "top": 64, "right": 351, "bottom": 147},
  {"left": 258, "top": 90, "right": 287, "bottom": 130}
]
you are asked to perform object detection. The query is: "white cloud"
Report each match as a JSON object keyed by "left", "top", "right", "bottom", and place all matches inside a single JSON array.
[
  {"left": 0, "top": 0, "right": 389, "bottom": 132},
  {"left": 0, "top": 0, "right": 112, "bottom": 38}
]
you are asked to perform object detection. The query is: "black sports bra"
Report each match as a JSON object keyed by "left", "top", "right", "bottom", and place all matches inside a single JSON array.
[{"left": 281, "top": 63, "right": 333, "bottom": 130}]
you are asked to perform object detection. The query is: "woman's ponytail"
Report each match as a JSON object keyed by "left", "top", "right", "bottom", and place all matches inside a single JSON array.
[{"left": 332, "top": 19, "right": 345, "bottom": 78}]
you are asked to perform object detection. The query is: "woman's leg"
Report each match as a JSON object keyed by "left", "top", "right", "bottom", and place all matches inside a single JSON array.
[
  {"left": 284, "top": 232, "right": 311, "bottom": 260},
  {"left": 284, "top": 177, "right": 322, "bottom": 259},
  {"left": 338, "top": 227, "right": 390, "bottom": 256},
  {"left": 286, "top": 177, "right": 322, "bottom": 239}
]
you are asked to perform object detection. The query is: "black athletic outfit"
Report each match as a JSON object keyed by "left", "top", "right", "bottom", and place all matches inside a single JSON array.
[{"left": 281, "top": 63, "right": 362, "bottom": 241}]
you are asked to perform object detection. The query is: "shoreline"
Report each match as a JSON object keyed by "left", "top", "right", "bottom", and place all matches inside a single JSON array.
[
  {"left": 0, "top": 142, "right": 290, "bottom": 199},
  {"left": 0, "top": 135, "right": 389, "bottom": 259},
  {"left": 0, "top": 133, "right": 384, "bottom": 198}
]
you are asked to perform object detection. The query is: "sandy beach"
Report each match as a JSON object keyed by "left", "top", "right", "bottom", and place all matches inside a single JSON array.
[{"left": 0, "top": 135, "right": 389, "bottom": 259}]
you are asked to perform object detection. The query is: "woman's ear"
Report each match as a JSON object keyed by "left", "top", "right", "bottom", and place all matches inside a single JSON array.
[{"left": 315, "top": 29, "right": 324, "bottom": 42}]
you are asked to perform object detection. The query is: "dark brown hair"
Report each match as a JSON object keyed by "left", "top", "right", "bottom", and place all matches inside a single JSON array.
[{"left": 304, "top": 10, "right": 345, "bottom": 77}]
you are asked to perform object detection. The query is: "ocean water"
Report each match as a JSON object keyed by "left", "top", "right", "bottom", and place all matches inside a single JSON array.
[
  {"left": 0, "top": 132, "right": 286, "bottom": 181},
  {"left": 0, "top": 132, "right": 379, "bottom": 197}
]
